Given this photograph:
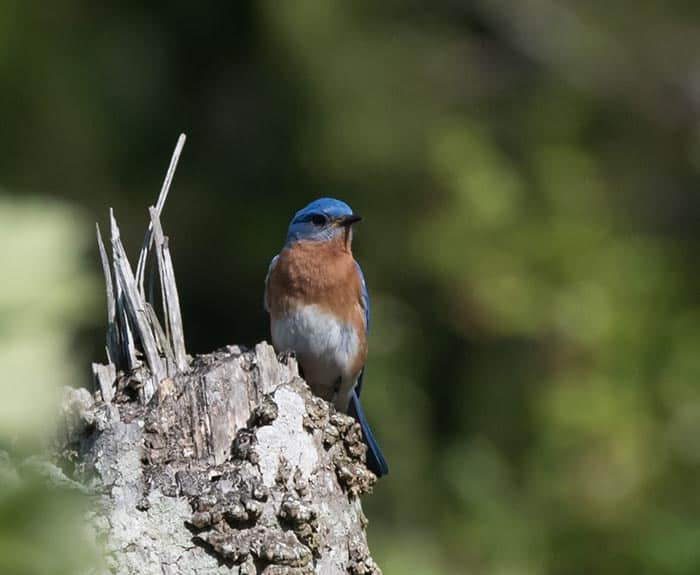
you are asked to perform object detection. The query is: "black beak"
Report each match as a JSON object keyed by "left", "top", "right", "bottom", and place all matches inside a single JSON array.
[{"left": 340, "top": 214, "right": 362, "bottom": 226}]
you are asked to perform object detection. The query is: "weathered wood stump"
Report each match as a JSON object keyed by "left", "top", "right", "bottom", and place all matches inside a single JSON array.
[{"left": 65, "top": 343, "right": 380, "bottom": 574}]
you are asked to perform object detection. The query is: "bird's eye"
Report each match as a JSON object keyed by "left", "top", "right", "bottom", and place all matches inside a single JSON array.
[{"left": 310, "top": 214, "right": 327, "bottom": 226}]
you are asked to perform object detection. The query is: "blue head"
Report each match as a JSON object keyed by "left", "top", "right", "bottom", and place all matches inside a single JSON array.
[{"left": 286, "top": 198, "right": 362, "bottom": 245}]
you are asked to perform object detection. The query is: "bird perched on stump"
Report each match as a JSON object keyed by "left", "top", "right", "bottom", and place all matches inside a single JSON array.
[{"left": 264, "top": 198, "right": 388, "bottom": 477}]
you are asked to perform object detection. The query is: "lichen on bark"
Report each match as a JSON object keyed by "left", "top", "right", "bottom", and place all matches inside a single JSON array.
[{"left": 67, "top": 344, "right": 381, "bottom": 574}]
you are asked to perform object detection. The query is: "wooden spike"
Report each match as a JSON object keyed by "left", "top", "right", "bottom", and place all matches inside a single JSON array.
[
  {"left": 96, "top": 223, "right": 116, "bottom": 322},
  {"left": 110, "top": 209, "right": 139, "bottom": 372},
  {"left": 149, "top": 207, "right": 188, "bottom": 372},
  {"left": 144, "top": 303, "right": 175, "bottom": 373},
  {"left": 146, "top": 205, "right": 171, "bottom": 345},
  {"left": 111, "top": 210, "right": 163, "bottom": 401},
  {"left": 135, "top": 134, "right": 186, "bottom": 296},
  {"left": 96, "top": 223, "right": 120, "bottom": 370}
]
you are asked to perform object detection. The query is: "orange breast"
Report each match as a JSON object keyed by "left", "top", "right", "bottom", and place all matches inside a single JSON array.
[{"left": 266, "top": 238, "right": 367, "bottom": 375}]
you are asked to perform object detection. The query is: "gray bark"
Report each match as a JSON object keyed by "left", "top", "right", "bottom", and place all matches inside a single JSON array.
[{"left": 66, "top": 343, "right": 380, "bottom": 575}]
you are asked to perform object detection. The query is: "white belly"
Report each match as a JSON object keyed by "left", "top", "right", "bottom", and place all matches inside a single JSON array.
[{"left": 271, "top": 304, "right": 360, "bottom": 407}]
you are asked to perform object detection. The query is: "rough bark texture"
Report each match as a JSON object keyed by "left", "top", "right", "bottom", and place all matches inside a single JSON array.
[{"left": 63, "top": 343, "right": 381, "bottom": 575}]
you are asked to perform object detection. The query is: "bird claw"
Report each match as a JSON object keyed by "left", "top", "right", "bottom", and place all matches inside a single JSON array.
[{"left": 278, "top": 350, "right": 296, "bottom": 365}]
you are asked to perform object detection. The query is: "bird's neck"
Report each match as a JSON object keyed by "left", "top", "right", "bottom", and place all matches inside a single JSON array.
[{"left": 286, "top": 233, "right": 352, "bottom": 254}]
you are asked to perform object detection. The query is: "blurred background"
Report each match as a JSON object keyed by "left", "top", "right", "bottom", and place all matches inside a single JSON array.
[{"left": 2, "top": 1, "right": 700, "bottom": 573}]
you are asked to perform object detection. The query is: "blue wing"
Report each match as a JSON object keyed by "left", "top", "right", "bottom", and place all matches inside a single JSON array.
[
  {"left": 355, "top": 260, "right": 370, "bottom": 333},
  {"left": 349, "top": 260, "right": 388, "bottom": 477},
  {"left": 354, "top": 260, "right": 370, "bottom": 396},
  {"left": 263, "top": 255, "right": 279, "bottom": 312}
]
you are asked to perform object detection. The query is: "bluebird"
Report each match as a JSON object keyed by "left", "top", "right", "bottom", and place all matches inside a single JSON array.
[{"left": 264, "top": 198, "right": 388, "bottom": 477}]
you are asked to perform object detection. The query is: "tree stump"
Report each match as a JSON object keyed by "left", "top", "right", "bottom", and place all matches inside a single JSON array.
[{"left": 65, "top": 343, "right": 380, "bottom": 574}]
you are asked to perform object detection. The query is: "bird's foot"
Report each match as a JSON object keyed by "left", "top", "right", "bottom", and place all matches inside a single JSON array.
[{"left": 278, "top": 349, "right": 296, "bottom": 363}]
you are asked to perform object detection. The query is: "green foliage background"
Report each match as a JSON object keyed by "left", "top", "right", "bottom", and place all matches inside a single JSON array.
[{"left": 2, "top": 1, "right": 700, "bottom": 573}]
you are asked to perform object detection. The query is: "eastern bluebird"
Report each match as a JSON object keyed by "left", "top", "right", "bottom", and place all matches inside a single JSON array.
[{"left": 264, "top": 198, "right": 389, "bottom": 477}]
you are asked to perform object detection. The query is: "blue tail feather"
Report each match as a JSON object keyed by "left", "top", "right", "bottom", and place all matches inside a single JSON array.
[{"left": 349, "top": 390, "right": 389, "bottom": 477}]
